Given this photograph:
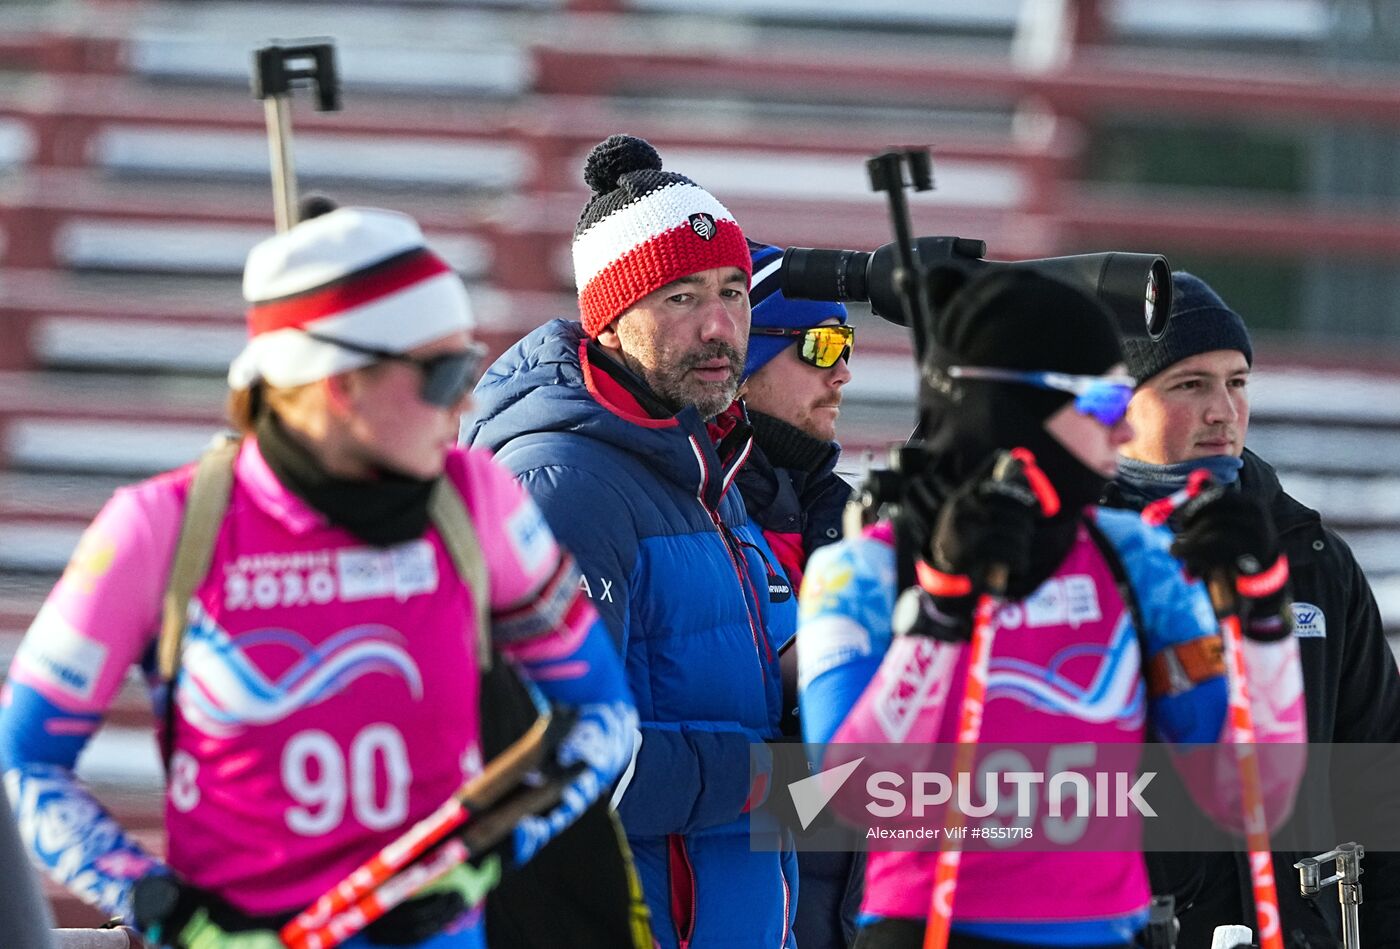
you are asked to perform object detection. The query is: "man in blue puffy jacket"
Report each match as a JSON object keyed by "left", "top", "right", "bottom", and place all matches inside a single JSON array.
[{"left": 466, "top": 134, "right": 798, "bottom": 948}]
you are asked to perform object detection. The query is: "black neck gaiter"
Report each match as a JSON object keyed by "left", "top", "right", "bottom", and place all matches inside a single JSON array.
[
  {"left": 255, "top": 412, "right": 434, "bottom": 547},
  {"left": 749, "top": 410, "right": 836, "bottom": 475}
]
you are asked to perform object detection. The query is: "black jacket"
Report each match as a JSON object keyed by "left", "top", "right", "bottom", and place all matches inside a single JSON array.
[
  {"left": 1105, "top": 448, "right": 1400, "bottom": 948},
  {"left": 736, "top": 410, "right": 850, "bottom": 568},
  {"left": 736, "top": 410, "right": 861, "bottom": 949}
]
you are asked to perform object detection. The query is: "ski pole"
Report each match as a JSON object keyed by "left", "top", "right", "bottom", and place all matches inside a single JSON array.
[
  {"left": 251, "top": 41, "right": 340, "bottom": 232},
  {"left": 923, "top": 448, "right": 1058, "bottom": 949},
  {"left": 280, "top": 711, "right": 568, "bottom": 947},
  {"left": 286, "top": 777, "right": 576, "bottom": 949},
  {"left": 1141, "top": 470, "right": 1285, "bottom": 949}
]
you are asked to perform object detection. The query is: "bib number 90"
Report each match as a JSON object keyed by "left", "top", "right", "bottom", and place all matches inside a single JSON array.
[{"left": 282, "top": 724, "right": 411, "bottom": 835}]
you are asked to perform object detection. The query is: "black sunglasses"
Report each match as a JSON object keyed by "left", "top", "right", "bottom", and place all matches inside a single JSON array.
[{"left": 303, "top": 332, "right": 488, "bottom": 408}]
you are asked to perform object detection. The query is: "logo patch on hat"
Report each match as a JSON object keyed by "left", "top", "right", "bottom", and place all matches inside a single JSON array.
[{"left": 688, "top": 212, "right": 717, "bottom": 241}]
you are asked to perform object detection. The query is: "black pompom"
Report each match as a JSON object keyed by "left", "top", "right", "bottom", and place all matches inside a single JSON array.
[
  {"left": 298, "top": 194, "right": 339, "bottom": 222},
  {"left": 583, "top": 135, "right": 661, "bottom": 194}
]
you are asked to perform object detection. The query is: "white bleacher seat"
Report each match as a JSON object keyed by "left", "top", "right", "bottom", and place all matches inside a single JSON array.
[
  {"left": 627, "top": 0, "right": 1326, "bottom": 42},
  {"left": 130, "top": 32, "right": 532, "bottom": 96},
  {"left": 56, "top": 221, "right": 275, "bottom": 274},
  {"left": 0, "top": 117, "right": 35, "bottom": 171},
  {"left": 94, "top": 127, "right": 531, "bottom": 191},
  {"left": 56, "top": 220, "right": 489, "bottom": 276},
  {"left": 75, "top": 726, "right": 163, "bottom": 791},
  {"left": 0, "top": 522, "right": 83, "bottom": 573},
  {"left": 626, "top": 0, "right": 1022, "bottom": 28},
  {"left": 581, "top": 146, "right": 1026, "bottom": 208},
  {"left": 1247, "top": 425, "right": 1400, "bottom": 476},
  {"left": 1338, "top": 532, "right": 1400, "bottom": 576},
  {"left": 35, "top": 317, "right": 245, "bottom": 372},
  {"left": 5, "top": 419, "right": 223, "bottom": 475},
  {"left": 1277, "top": 474, "right": 1400, "bottom": 525},
  {"left": 1110, "top": 0, "right": 1327, "bottom": 41},
  {"left": 1248, "top": 370, "right": 1400, "bottom": 423}
]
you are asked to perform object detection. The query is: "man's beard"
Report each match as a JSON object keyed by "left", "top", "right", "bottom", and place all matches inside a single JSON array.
[{"left": 634, "top": 341, "right": 745, "bottom": 419}]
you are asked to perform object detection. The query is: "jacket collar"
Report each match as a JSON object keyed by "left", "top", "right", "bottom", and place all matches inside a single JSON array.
[
  {"left": 1239, "top": 447, "right": 1320, "bottom": 535},
  {"left": 564, "top": 329, "right": 756, "bottom": 510}
]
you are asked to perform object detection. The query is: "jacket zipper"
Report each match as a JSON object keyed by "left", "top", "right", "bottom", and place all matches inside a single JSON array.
[
  {"left": 779, "top": 860, "right": 792, "bottom": 947},
  {"left": 709, "top": 507, "right": 774, "bottom": 665},
  {"left": 690, "top": 434, "right": 773, "bottom": 671},
  {"left": 668, "top": 833, "right": 697, "bottom": 949}
]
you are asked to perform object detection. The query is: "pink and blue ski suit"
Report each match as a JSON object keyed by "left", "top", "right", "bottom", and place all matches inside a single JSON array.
[
  {"left": 0, "top": 440, "right": 636, "bottom": 948},
  {"left": 798, "top": 511, "right": 1305, "bottom": 946}
]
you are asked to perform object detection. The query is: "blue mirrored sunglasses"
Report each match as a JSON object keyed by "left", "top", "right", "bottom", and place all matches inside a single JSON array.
[{"left": 945, "top": 366, "right": 1136, "bottom": 426}]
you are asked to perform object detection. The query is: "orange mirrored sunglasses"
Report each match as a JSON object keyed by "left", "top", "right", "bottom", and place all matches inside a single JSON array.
[{"left": 750, "top": 324, "right": 854, "bottom": 369}]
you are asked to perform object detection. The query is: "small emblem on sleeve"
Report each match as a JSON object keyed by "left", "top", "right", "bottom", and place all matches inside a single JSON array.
[
  {"left": 15, "top": 604, "right": 108, "bottom": 702},
  {"left": 1291, "top": 602, "right": 1326, "bottom": 638},
  {"left": 688, "top": 212, "right": 717, "bottom": 240}
]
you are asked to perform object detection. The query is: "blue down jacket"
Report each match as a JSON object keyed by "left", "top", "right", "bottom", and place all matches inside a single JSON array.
[{"left": 467, "top": 319, "right": 798, "bottom": 948}]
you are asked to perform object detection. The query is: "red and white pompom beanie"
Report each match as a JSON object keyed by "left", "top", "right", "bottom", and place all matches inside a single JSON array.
[
  {"left": 572, "top": 135, "right": 750, "bottom": 338},
  {"left": 228, "top": 207, "right": 474, "bottom": 389}
]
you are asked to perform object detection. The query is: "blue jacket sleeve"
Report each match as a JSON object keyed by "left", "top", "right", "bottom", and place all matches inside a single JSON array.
[
  {"left": 797, "top": 537, "right": 897, "bottom": 747},
  {"left": 1094, "top": 509, "right": 1228, "bottom": 744},
  {"left": 0, "top": 681, "right": 162, "bottom": 919},
  {"left": 505, "top": 613, "right": 639, "bottom": 863}
]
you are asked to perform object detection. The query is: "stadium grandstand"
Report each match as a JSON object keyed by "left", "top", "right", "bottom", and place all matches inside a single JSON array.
[{"left": 3, "top": 0, "right": 1400, "bottom": 927}]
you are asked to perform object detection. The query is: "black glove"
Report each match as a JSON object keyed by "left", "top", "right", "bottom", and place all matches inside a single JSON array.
[
  {"left": 890, "top": 453, "right": 1040, "bottom": 641},
  {"left": 926, "top": 455, "right": 1040, "bottom": 594},
  {"left": 132, "top": 865, "right": 483, "bottom": 948},
  {"left": 1169, "top": 484, "right": 1291, "bottom": 642},
  {"left": 131, "top": 871, "right": 280, "bottom": 947}
]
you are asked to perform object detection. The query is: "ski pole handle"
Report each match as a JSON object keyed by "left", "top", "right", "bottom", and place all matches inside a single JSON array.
[
  {"left": 1141, "top": 468, "right": 1213, "bottom": 527},
  {"left": 1137, "top": 470, "right": 1284, "bottom": 949}
]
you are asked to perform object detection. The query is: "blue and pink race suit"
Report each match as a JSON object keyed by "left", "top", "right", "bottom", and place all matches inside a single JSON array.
[
  {"left": 0, "top": 441, "right": 636, "bottom": 948},
  {"left": 798, "top": 510, "right": 1306, "bottom": 946}
]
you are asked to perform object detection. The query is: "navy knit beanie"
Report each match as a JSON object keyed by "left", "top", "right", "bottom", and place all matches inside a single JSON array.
[
  {"left": 743, "top": 240, "right": 848, "bottom": 379},
  {"left": 1122, "top": 271, "right": 1253, "bottom": 384}
]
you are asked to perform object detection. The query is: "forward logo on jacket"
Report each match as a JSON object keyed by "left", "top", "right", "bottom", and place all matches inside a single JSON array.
[
  {"left": 688, "top": 212, "right": 717, "bottom": 240},
  {"left": 1291, "top": 602, "right": 1326, "bottom": 638}
]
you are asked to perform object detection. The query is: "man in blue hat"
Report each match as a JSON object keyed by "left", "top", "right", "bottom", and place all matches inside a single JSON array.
[
  {"left": 738, "top": 241, "right": 854, "bottom": 593},
  {"left": 737, "top": 240, "right": 860, "bottom": 949}
]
